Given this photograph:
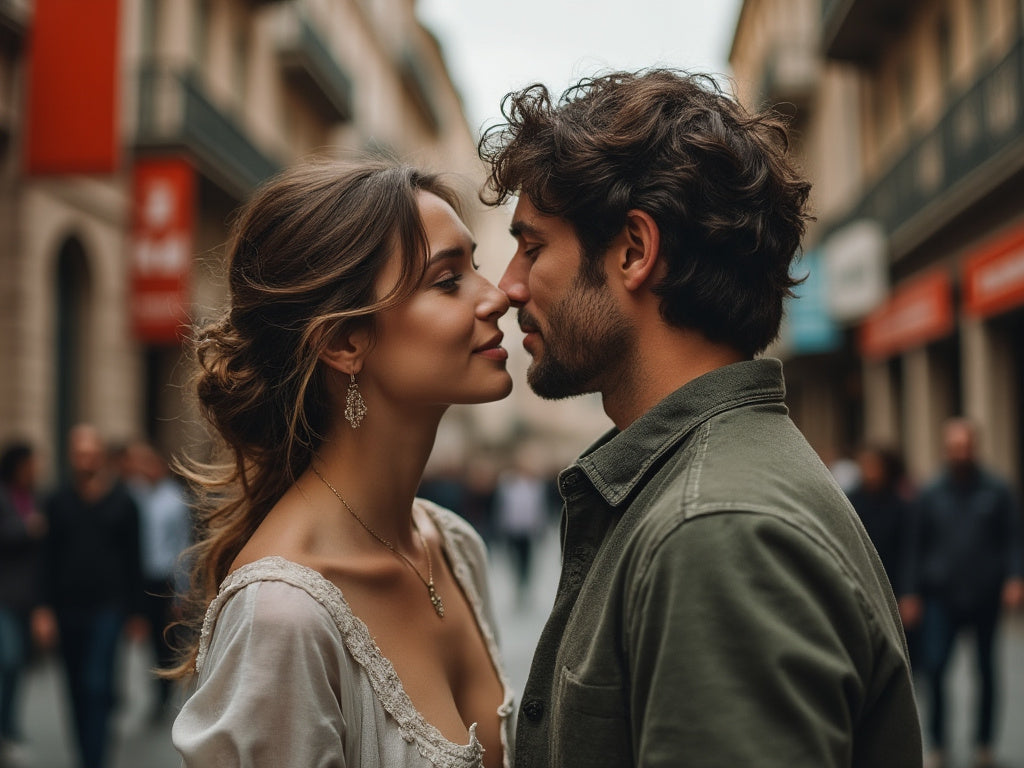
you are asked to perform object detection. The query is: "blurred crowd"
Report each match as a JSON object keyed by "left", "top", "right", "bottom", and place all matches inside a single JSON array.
[
  {"left": 833, "top": 419, "right": 1024, "bottom": 767},
  {"left": 0, "top": 426, "right": 192, "bottom": 768},
  {"left": 2, "top": 417, "right": 1022, "bottom": 768}
]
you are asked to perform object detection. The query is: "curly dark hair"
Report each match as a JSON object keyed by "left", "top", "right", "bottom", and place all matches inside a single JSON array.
[{"left": 479, "top": 69, "right": 812, "bottom": 356}]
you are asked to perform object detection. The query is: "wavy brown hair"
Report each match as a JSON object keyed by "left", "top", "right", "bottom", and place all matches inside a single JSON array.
[
  {"left": 169, "top": 160, "right": 460, "bottom": 677},
  {"left": 479, "top": 69, "right": 812, "bottom": 356}
]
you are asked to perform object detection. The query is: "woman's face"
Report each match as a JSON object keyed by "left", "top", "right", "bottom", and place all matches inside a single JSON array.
[{"left": 362, "top": 191, "right": 512, "bottom": 410}]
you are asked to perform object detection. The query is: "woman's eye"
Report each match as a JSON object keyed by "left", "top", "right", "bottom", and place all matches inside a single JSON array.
[{"left": 435, "top": 274, "right": 463, "bottom": 292}]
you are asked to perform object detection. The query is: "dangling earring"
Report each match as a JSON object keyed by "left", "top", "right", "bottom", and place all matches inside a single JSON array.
[{"left": 345, "top": 373, "right": 367, "bottom": 429}]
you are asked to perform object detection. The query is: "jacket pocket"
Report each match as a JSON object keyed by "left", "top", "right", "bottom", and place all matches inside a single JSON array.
[{"left": 551, "top": 665, "right": 632, "bottom": 767}]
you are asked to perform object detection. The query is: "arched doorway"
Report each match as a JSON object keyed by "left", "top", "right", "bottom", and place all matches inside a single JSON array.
[{"left": 54, "top": 236, "right": 92, "bottom": 481}]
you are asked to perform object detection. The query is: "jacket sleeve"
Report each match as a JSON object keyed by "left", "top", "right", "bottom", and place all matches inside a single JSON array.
[
  {"left": 625, "top": 511, "right": 918, "bottom": 768},
  {"left": 999, "top": 481, "right": 1024, "bottom": 580},
  {"left": 172, "top": 581, "right": 347, "bottom": 767},
  {"left": 0, "top": 490, "right": 27, "bottom": 552}
]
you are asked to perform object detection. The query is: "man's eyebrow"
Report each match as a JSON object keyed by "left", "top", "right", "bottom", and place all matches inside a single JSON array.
[{"left": 509, "top": 221, "right": 543, "bottom": 239}]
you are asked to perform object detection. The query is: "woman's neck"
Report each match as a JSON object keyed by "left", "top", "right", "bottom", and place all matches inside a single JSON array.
[{"left": 311, "top": 406, "right": 444, "bottom": 549}]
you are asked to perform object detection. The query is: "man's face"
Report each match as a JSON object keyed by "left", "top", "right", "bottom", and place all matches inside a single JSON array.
[
  {"left": 68, "top": 426, "right": 105, "bottom": 477},
  {"left": 944, "top": 422, "right": 976, "bottom": 471},
  {"left": 499, "top": 195, "right": 632, "bottom": 399}
]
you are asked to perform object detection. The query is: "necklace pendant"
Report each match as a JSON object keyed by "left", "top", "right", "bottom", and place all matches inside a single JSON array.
[{"left": 428, "top": 584, "right": 445, "bottom": 618}]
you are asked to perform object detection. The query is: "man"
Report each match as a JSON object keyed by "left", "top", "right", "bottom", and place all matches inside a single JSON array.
[
  {"left": 480, "top": 70, "right": 922, "bottom": 767},
  {"left": 123, "top": 440, "right": 192, "bottom": 721},
  {"left": 900, "top": 419, "right": 1024, "bottom": 768},
  {"left": 32, "top": 425, "right": 144, "bottom": 768}
]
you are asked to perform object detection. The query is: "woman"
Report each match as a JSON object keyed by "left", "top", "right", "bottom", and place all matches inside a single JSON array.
[
  {"left": 170, "top": 161, "right": 515, "bottom": 768},
  {"left": 0, "top": 442, "right": 46, "bottom": 756}
]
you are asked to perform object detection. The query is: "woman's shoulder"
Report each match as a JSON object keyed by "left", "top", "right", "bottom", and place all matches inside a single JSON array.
[
  {"left": 416, "top": 499, "right": 487, "bottom": 565},
  {"left": 196, "top": 557, "right": 350, "bottom": 672}
]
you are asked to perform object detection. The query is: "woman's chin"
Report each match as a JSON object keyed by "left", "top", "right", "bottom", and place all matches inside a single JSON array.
[{"left": 462, "top": 375, "right": 514, "bottom": 404}]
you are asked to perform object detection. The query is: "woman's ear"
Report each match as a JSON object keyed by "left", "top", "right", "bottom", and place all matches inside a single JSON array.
[
  {"left": 617, "top": 209, "right": 661, "bottom": 292},
  {"left": 318, "top": 322, "right": 371, "bottom": 377}
]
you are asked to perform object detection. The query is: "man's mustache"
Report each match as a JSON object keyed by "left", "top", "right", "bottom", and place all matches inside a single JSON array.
[{"left": 517, "top": 309, "right": 540, "bottom": 334}]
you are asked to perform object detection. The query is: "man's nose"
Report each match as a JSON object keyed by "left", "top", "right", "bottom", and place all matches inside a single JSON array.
[{"left": 499, "top": 253, "right": 529, "bottom": 307}]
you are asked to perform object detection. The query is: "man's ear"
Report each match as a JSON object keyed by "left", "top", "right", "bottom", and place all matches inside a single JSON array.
[
  {"left": 615, "top": 209, "right": 661, "bottom": 292},
  {"left": 318, "top": 322, "right": 371, "bottom": 377}
]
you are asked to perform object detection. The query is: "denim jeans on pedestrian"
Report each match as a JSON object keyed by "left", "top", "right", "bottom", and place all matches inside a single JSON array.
[
  {"left": 57, "top": 607, "right": 125, "bottom": 768},
  {"left": 922, "top": 597, "right": 1000, "bottom": 751},
  {"left": 0, "top": 606, "right": 28, "bottom": 741}
]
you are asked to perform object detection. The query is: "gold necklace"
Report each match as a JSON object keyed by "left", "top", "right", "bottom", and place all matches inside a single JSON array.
[{"left": 311, "top": 465, "right": 444, "bottom": 618}]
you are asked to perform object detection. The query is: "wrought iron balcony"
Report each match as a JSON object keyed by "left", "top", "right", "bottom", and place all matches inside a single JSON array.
[
  {"left": 135, "top": 64, "right": 280, "bottom": 198},
  {"left": 275, "top": 10, "right": 354, "bottom": 123},
  {"left": 758, "top": 42, "right": 820, "bottom": 118},
  {"left": 844, "top": 36, "right": 1024, "bottom": 246},
  {"left": 0, "top": 0, "right": 29, "bottom": 51},
  {"left": 823, "top": 0, "right": 919, "bottom": 65}
]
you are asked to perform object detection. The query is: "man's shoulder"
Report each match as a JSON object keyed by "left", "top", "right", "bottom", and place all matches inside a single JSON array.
[{"left": 624, "top": 407, "right": 872, "bottom": 576}]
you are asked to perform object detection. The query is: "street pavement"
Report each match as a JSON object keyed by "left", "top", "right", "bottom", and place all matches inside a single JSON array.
[{"left": 8, "top": 524, "right": 1024, "bottom": 767}]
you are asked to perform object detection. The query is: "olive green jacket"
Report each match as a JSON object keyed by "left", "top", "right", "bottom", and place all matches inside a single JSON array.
[{"left": 514, "top": 359, "right": 922, "bottom": 768}]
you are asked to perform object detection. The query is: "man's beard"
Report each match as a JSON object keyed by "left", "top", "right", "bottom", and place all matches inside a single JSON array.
[{"left": 522, "top": 275, "right": 633, "bottom": 400}]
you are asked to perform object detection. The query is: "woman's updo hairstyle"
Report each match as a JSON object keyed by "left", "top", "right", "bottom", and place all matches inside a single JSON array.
[{"left": 174, "top": 161, "right": 460, "bottom": 673}]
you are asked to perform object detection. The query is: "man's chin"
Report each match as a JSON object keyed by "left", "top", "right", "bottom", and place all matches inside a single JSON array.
[{"left": 526, "top": 361, "right": 593, "bottom": 401}]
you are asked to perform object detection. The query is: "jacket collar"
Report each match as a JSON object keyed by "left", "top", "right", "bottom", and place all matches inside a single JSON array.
[{"left": 571, "top": 358, "right": 787, "bottom": 507}]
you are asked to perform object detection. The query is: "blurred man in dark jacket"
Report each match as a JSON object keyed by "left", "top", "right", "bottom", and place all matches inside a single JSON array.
[
  {"left": 900, "top": 419, "right": 1024, "bottom": 768},
  {"left": 32, "top": 425, "right": 144, "bottom": 768}
]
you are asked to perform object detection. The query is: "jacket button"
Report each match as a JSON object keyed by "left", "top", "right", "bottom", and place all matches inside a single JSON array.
[{"left": 522, "top": 699, "right": 544, "bottom": 722}]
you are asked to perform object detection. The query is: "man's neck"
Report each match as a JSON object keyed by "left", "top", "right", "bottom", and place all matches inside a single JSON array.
[{"left": 600, "top": 325, "right": 746, "bottom": 431}]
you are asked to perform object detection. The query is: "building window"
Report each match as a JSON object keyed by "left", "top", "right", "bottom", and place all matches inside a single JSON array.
[
  {"left": 140, "top": 0, "right": 159, "bottom": 58},
  {"left": 233, "top": 20, "right": 249, "bottom": 107},
  {"left": 937, "top": 11, "right": 953, "bottom": 90},
  {"left": 899, "top": 53, "right": 915, "bottom": 129},
  {"left": 192, "top": 0, "right": 211, "bottom": 70},
  {"left": 972, "top": 0, "right": 988, "bottom": 59}
]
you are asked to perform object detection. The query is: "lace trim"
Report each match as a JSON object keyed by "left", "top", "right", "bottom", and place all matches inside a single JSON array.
[
  {"left": 194, "top": 504, "right": 512, "bottom": 768},
  {"left": 422, "top": 502, "right": 516, "bottom": 760}
]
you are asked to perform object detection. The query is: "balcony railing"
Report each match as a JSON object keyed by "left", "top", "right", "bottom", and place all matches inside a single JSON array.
[
  {"left": 276, "top": 11, "right": 354, "bottom": 123},
  {"left": 758, "top": 41, "right": 820, "bottom": 117},
  {"left": 842, "top": 35, "right": 1024, "bottom": 245},
  {"left": 822, "top": 0, "right": 918, "bottom": 64},
  {"left": 0, "top": 0, "right": 29, "bottom": 50},
  {"left": 136, "top": 64, "right": 280, "bottom": 197}
]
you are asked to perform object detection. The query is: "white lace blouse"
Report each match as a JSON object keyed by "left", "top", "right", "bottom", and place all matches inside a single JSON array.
[{"left": 172, "top": 501, "right": 515, "bottom": 767}]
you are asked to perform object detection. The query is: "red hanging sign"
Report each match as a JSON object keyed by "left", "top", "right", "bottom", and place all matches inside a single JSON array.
[
  {"left": 859, "top": 271, "right": 954, "bottom": 360},
  {"left": 130, "top": 157, "right": 195, "bottom": 344},
  {"left": 962, "top": 226, "right": 1024, "bottom": 318},
  {"left": 25, "top": 0, "right": 121, "bottom": 174}
]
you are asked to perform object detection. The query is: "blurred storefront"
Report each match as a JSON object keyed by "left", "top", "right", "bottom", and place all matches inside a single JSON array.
[
  {"left": 731, "top": 0, "right": 1024, "bottom": 490},
  {"left": 0, "top": 0, "right": 534, "bottom": 479}
]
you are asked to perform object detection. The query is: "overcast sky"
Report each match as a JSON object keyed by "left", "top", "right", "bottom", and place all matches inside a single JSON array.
[{"left": 416, "top": 0, "right": 744, "bottom": 136}]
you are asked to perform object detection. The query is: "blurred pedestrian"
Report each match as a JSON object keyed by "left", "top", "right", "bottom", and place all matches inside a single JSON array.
[
  {"left": 847, "top": 444, "right": 911, "bottom": 594},
  {"left": 124, "top": 440, "right": 192, "bottom": 722},
  {"left": 0, "top": 442, "right": 46, "bottom": 761},
  {"left": 900, "top": 418, "right": 1024, "bottom": 768},
  {"left": 482, "top": 69, "right": 921, "bottom": 766},
  {"left": 32, "top": 425, "right": 145, "bottom": 768},
  {"left": 462, "top": 456, "right": 499, "bottom": 543},
  {"left": 494, "top": 453, "right": 549, "bottom": 608}
]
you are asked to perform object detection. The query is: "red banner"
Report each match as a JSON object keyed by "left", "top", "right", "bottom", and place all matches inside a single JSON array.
[
  {"left": 962, "top": 226, "right": 1024, "bottom": 318},
  {"left": 130, "top": 158, "right": 195, "bottom": 344},
  {"left": 25, "top": 0, "right": 121, "bottom": 174},
  {"left": 859, "top": 271, "right": 954, "bottom": 360}
]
